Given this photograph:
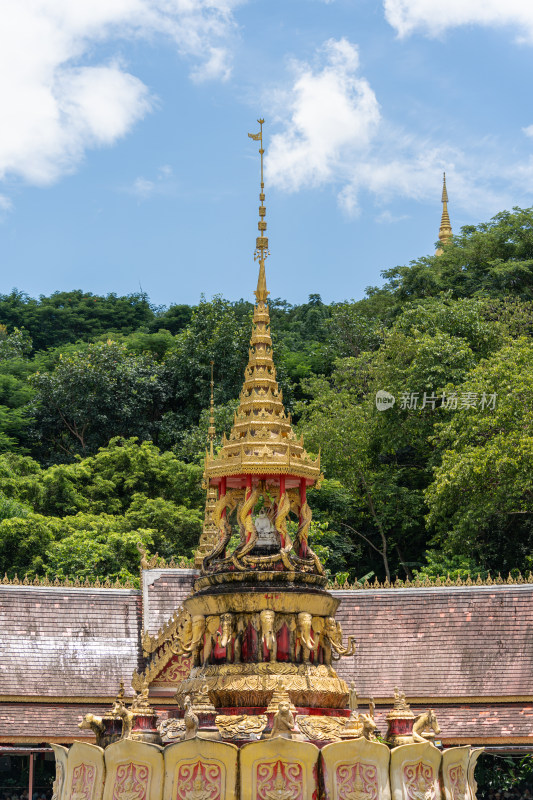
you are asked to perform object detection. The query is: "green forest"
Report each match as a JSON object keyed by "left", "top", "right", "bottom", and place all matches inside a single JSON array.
[{"left": 1, "top": 206, "right": 533, "bottom": 586}]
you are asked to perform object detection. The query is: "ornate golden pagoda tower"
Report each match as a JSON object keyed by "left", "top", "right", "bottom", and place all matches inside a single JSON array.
[{"left": 436, "top": 171, "right": 452, "bottom": 255}]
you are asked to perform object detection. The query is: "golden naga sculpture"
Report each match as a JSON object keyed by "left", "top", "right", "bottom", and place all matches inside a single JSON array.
[{"left": 215, "top": 713, "right": 268, "bottom": 740}]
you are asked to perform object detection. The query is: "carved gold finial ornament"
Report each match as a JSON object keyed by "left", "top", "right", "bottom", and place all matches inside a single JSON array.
[{"left": 436, "top": 171, "right": 452, "bottom": 255}]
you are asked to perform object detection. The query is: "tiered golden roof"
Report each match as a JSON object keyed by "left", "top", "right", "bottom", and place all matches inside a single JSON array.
[
  {"left": 204, "top": 262, "right": 320, "bottom": 483},
  {"left": 204, "top": 120, "right": 320, "bottom": 484}
]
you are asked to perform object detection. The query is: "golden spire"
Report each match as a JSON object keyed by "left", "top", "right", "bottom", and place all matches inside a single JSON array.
[
  {"left": 436, "top": 171, "right": 452, "bottom": 255},
  {"left": 208, "top": 360, "right": 216, "bottom": 457},
  {"left": 203, "top": 120, "right": 320, "bottom": 483},
  {"left": 248, "top": 119, "right": 270, "bottom": 303}
]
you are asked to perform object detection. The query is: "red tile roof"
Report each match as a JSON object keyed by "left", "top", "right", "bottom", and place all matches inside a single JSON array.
[
  {"left": 0, "top": 702, "right": 531, "bottom": 745},
  {"left": 332, "top": 585, "right": 533, "bottom": 699},
  {"left": 142, "top": 569, "right": 196, "bottom": 635},
  {"left": 0, "top": 587, "right": 142, "bottom": 699}
]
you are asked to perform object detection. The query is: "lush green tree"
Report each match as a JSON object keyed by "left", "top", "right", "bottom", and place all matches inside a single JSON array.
[
  {"left": 374, "top": 207, "right": 533, "bottom": 303},
  {"left": 159, "top": 296, "right": 252, "bottom": 441},
  {"left": 296, "top": 297, "right": 508, "bottom": 581},
  {"left": 0, "top": 290, "right": 155, "bottom": 351},
  {"left": 0, "top": 439, "right": 203, "bottom": 581},
  {"left": 424, "top": 337, "right": 533, "bottom": 575},
  {"left": 171, "top": 400, "right": 239, "bottom": 463},
  {"left": 0, "top": 438, "right": 204, "bottom": 515},
  {"left": 148, "top": 304, "right": 193, "bottom": 335},
  {"left": 29, "top": 341, "right": 168, "bottom": 461}
]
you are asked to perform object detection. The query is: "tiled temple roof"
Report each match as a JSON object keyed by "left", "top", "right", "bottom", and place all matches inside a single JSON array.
[
  {"left": 1, "top": 574, "right": 532, "bottom": 744},
  {"left": 332, "top": 584, "right": 533, "bottom": 700},
  {"left": 0, "top": 703, "right": 109, "bottom": 743},
  {"left": 0, "top": 586, "right": 142, "bottom": 699},
  {"left": 142, "top": 569, "right": 196, "bottom": 636},
  {"left": 1, "top": 702, "right": 530, "bottom": 746}
]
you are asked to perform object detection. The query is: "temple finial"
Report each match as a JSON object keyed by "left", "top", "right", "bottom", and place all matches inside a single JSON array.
[
  {"left": 436, "top": 171, "right": 452, "bottom": 255},
  {"left": 208, "top": 360, "right": 216, "bottom": 457},
  {"left": 248, "top": 119, "right": 270, "bottom": 303}
]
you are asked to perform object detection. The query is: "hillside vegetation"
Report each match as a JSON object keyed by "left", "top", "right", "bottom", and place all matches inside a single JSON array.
[{"left": 1, "top": 207, "right": 533, "bottom": 584}]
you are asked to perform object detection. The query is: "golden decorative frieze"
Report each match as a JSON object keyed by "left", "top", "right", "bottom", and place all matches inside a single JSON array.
[
  {"left": 215, "top": 714, "right": 268, "bottom": 741},
  {"left": 158, "top": 719, "right": 186, "bottom": 744},
  {"left": 296, "top": 715, "right": 345, "bottom": 742}
]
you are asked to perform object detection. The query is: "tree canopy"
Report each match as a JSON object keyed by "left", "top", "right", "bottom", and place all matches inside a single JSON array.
[{"left": 0, "top": 206, "right": 531, "bottom": 582}]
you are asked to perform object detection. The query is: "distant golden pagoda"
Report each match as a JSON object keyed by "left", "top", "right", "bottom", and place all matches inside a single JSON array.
[{"left": 436, "top": 172, "right": 452, "bottom": 255}]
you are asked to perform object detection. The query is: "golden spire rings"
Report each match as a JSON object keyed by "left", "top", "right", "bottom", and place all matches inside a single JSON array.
[
  {"left": 248, "top": 118, "right": 270, "bottom": 264},
  {"left": 208, "top": 360, "right": 216, "bottom": 457}
]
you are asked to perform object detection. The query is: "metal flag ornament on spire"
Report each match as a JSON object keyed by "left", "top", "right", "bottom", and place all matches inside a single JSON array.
[{"left": 436, "top": 171, "right": 453, "bottom": 255}]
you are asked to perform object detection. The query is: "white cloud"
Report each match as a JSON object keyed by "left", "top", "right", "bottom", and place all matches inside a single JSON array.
[
  {"left": 265, "top": 38, "right": 529, "bottom": 218},
  {"left": 131, "top": 177, "right": 156, "bottom": 200},
  {"left": 384, "top": 0, "right": 533, "bottom": 41},
  {"left": 523, "top": 125, "right": 533, "bottom": 138},
  {"left": 0, "top": 1, "right": 239, "bottom": 188},
  {"left": 0, "top": 195, "right": 12, "bottom": 213},
  {"left": 376, "top": 210, "right": 409, "bottom": 224},
  {"left": 266, "top": 39, "right": 381, "bottom": 192},
  {"left": 127, "top": 164, "right": 176, "bottom": 200}
]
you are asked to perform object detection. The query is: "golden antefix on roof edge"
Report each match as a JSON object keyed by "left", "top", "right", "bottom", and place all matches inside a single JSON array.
[{"left": 51, "top": 122, "right": 484, "bottom": 800}]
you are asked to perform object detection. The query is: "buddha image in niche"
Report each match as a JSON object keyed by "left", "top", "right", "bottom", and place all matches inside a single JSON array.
[{"left": 254, "top": 506, "right": 279, "bottom": 547}]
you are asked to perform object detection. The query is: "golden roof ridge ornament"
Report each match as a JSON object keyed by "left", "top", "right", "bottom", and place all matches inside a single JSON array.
[{"left": 436, "top": 171, "right": 452, "bottom": 255}]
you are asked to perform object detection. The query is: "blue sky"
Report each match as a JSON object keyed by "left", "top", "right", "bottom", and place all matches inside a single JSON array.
[{"left": 2, "top": 0, "right": 533, "bottom": 307}]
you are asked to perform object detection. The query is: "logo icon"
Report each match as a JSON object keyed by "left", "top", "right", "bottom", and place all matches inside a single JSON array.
[{"left": 375, "top": 390, "right": 395, "bottom": 411}]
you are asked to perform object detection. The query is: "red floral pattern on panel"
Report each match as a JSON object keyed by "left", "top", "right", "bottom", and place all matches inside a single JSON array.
[
  {"left": 175, "top": 759, "right": 223, "bottom": 800},
  {"left": 336, "top": 762, "right": 379, "bottom": 800},
  {"left": 448, "top": 765, "right": 467, "bottom": 800},
  {"left": 112, "top": 763, "right": 150, "bottom": 800},
  {"left": 69, "top": 763, "right": 96, "bottom": 800},
  {"left": 154, "top": 655, "right": 192, "bottom": 685},
  {"left": 403, "top": 761, "right": 436, "bottom": 800},
  {"left": 256, "top": 760, "right": 303, "bottom": 800}
]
